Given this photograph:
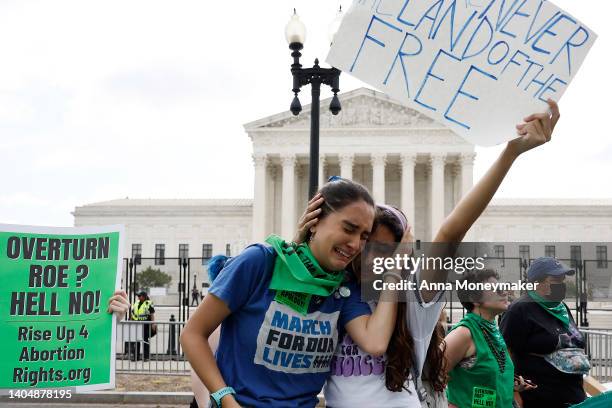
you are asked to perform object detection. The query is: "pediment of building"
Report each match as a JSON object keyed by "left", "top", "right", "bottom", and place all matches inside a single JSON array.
[{"left": 244, "top": 87, "right": 441, "bottom": 131}]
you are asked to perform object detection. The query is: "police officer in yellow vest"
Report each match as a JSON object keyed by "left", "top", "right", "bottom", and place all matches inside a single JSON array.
[{"left": 130, "top": 291, "right": 156, "bottom": 361}]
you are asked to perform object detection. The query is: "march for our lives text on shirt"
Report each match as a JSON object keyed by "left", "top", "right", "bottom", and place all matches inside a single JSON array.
[{"left": 255, "top": 302, "right": 339, "bottom": 373}]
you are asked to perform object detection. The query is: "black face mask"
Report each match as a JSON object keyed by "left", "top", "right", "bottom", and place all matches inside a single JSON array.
[{"left": 547, "top": 282, "right": 567, "bottom": 302}]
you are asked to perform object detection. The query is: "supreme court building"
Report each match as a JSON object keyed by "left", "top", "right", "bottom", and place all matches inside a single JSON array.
[
  {"left": 248, "top": 87, "right": 475, "bottom": 243},
  {"left": 74, "top": 88, "right": 612, "bottom": 294}
]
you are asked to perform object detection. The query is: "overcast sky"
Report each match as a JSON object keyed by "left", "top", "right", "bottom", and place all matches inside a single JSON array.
[{"left": 0, "top": 0, "right": 610, "bottom": 227}]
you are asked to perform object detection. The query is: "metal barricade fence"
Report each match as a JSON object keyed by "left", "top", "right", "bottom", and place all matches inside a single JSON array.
[
  {"left": 582, "top": 328, "right": 612, "bottom": 383},
  {"left": 116, "top": 320, "right": 189, "bottom": 374},
  {"left": 113, "top": 322, "right": 612, "bottom": 381}
]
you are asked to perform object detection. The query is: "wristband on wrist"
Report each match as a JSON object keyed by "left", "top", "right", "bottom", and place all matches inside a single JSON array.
[{"left": 210, "top": 386, "right": 236, "bottom": 408}]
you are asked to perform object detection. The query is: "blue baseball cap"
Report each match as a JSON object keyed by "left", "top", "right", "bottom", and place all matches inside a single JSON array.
[{"left": 527, "top": 257, "right": 575, "bottom": 282}]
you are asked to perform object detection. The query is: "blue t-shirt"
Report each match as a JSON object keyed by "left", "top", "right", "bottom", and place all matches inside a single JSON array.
[{"left": 209, "top": 244, "right": 371, "bottom": 408}]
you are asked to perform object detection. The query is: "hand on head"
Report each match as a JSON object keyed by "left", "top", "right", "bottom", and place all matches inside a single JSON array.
[
  {"left": 394, "top": 226, "right": 414, "bottom": 266},
  {"left": 400, "top": 226, "right": 414, "bottom": 245},
  {"left": 293, "top": 193, "right": 324, "bottom": 244},
  {"left": 508, "top": 99, "right": 560, "bottom": 156},
  {"left": 294, "top": 179, "right": 376, "bottom": 271}
]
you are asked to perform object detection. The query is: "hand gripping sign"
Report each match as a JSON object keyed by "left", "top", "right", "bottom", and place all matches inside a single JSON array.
[
  {"left": 326, "top": 0, "right": 597, "bottom": 146},
  {"left": 0, "top": 224, "right": 123, "bottom": 392}
]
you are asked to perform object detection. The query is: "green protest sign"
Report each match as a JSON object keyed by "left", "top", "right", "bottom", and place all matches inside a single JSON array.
[{"left": 0, "top": 224, "right": 123, "bottom": 391}]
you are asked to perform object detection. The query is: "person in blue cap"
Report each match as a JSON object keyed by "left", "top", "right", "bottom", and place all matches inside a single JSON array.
[{"left": 500, "top": 257, "right": 589, "bottom": 408}]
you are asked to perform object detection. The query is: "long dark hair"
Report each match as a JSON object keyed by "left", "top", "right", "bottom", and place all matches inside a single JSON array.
[
  {"left": 304, "top": 177, "right": 375, "bottom": 242},
  {"left": 374, "top": 206, "right": 447, "bottom": 393},
  {"left": 372, "top": 206, "right": 415, "bottom": 392},
  {"left": 422, "top": 316, "right": 448, "bottom": 392},
  {"left": 386, "top": 302, "right": 416, "bottom": 392}
]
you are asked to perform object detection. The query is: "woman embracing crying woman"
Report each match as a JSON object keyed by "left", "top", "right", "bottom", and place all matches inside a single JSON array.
[
  {"left": 181, "top": 179, "right": 399, "bottom": 408},
  {"left": 180, "top": 99, "right": 560, "bottom": 408}
]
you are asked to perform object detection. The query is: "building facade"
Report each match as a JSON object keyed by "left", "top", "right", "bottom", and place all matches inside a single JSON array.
[
  {"left": 246, "top": 88, "right": 476, "bottom": 242},
  {"left": 73, "top": 88, "right": 612, "bottom": 298}
]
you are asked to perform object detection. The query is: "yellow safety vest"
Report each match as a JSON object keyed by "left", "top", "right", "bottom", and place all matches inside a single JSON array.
[{"left": 131, "top": 300, "right": 152, "bottom": 321}]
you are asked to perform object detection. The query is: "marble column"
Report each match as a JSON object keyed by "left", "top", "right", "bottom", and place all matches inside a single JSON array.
[
  {"left": 318, "top": 155, "right": 326, "bottom": 188},
  {"left": 252, "top": 153, "right": 268, "bottom": 242},
  {"left": 295, "top": 162, "right": 304, "bottom": 217},
  {"left": 339, "top": 153, "right": 354, "bottom": 180},
  {"left": 430, "top": 154, "right": 446, "bottom": 238},
  {"left": 450, "top": 163, "right": 461, "bottom": 209},
  {"left": 460, "top": 152, "right": 476, "bottom": 198},
  {"left": 371, "top": 153, "right": 387, "bottom": 203},
  {"left": 400, "top": 153, "right": 417, "bottom": 226},
  {"left": 281, "top": 154, "right": 296, "bottom": 240},
  {"left": 267, "top": 165, "right": 278, "bottom": 237}
]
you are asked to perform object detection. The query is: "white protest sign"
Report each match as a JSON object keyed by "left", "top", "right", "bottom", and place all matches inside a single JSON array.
[{"left": 326, "top": 0, "right": 597, "bottom": 146}]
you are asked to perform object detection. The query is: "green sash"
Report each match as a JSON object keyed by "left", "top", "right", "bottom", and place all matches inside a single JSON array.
[
  {"left": 464, "top": 313, "right": 506, "bottom": 356},
  {"left": 265, "top": 235, "right": 344, "bottom": 315},
  {"left": 528, "top": 290, "right": 570, "bottom": 328}
]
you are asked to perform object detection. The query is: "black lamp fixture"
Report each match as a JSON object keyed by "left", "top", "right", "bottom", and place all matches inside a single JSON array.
[{"left": 285, "top": 7, "right": 344, "bottom": 198}]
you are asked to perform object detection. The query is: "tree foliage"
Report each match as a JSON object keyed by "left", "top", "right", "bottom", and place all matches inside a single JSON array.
[{"left": 135, "top": 266, "right": 172, "bottom": 292}]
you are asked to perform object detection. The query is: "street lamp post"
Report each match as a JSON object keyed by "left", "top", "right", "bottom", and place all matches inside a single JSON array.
[{"left": 285, "top": 8, "right": 343, "bottom": 199}]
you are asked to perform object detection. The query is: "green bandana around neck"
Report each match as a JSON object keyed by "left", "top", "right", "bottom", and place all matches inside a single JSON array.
[
  {"left": 265, "top": 235, "right": 345, "bottom": 315},
  {"left": 465, "top": 312, "right": 509, "bottom": 373},
  {"left": 528, "top": 290, "right": 570, "bottom": 328},
  {"left": 465, "top": 312, "right": 505, "bottom": 349}
]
